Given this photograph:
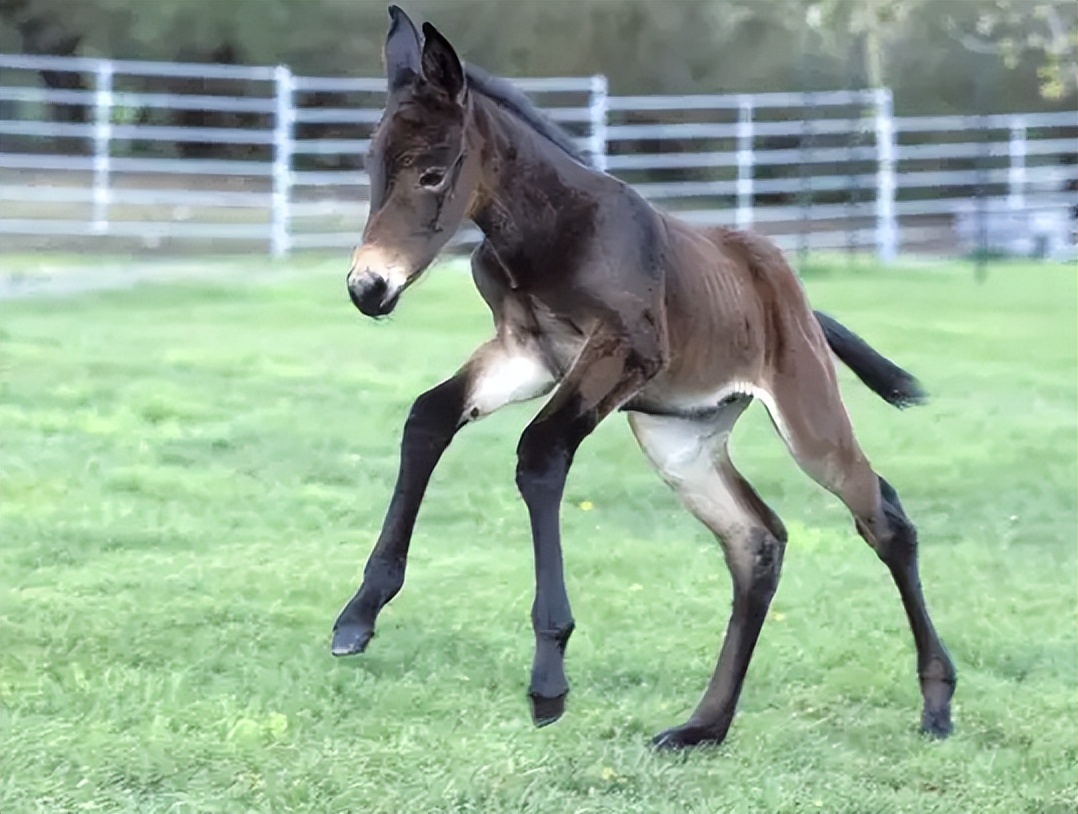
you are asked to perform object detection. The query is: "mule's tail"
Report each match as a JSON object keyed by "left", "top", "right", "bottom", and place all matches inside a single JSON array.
[{"left": 813, "top": 311, "right": 927, "bottom": 409}]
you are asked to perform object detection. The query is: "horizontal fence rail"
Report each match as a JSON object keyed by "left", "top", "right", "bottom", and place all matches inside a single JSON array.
[{"left": 1, "top": 53, "right": 1075, "bottom": 260}]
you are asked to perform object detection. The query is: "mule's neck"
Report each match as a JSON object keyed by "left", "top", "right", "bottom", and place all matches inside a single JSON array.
[{"left": 466, "top": 93, "right": 602, "bottom": 283}]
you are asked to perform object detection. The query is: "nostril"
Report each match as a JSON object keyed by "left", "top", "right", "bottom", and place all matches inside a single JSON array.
[
  {"left": 347, "top": 271, "right": 393, "bottom": 316},
  {"left": 368, "top": 275, "right": 387, "bottom": 298}
]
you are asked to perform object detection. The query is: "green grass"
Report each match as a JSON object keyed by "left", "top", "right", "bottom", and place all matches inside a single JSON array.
[{"left": 1, "top": 256, "right": 1075, "bottom": 814}]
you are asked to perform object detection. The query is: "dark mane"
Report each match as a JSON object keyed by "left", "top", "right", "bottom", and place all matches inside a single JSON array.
[{"left": 464, "top": 64, "right": 588, "bottom": 165}]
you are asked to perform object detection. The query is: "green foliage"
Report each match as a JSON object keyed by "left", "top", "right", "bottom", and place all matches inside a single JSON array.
[
  {"left": 962, "top": 0, "right": 1078, "bottom": 100},
  {"left": 0, "top": 256, "right": 1075, "bottom": 813},
  {"left": 1, "top": 0, "right": 1074, "bottom": 112}
]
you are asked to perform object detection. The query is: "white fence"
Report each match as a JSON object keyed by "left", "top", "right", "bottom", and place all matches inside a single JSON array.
[
  {"left": 2, "top": 53, "right": 1076, "bottom": 259},
  {"left": 605, "top": 88, "right": 898, "bottom": 258},
  {"left": 604, "top": 91, "right": 1076, "bottom": 258},
  {"left": 0, "top": 54, "right": 599, "bottom": 256}
]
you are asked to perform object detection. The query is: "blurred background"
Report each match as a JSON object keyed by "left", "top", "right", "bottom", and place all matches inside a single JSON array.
[{"left": 1, "top": 0, "right": 1076, "bottom": 267}]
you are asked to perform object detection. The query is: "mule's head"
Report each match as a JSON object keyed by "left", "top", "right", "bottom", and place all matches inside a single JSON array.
[{"left": 347, "top": 6, "right": 479, "bottom": 318}]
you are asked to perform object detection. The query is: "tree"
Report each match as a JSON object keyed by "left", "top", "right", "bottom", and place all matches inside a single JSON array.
[
  {"left": 1, "top": 0, "right": 1071, "bottom": 113},
  {"left": 948, "top": 0, "right": 1078, "bottom": 100},
  {"left": 804, "top": 0, "right": 929, "bottom": 88}
]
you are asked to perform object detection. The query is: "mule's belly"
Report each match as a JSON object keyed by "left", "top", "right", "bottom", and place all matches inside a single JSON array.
[
  {"left": 625, "top": 375, "right": 758, "bottom": 418},
  {"left": 627, "top": 302, "right": 768, "bottom": 418}
]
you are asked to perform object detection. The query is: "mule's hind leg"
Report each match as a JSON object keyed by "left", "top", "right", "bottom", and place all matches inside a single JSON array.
[
  {"left": 629, "top": 403, "right": 787, "bottom": 749},
  {"left": 866, "top": 476, "right": 956, "bottom": 735},
  {"left": 762, "top": 354, "right": 956, "bottom": 736}
]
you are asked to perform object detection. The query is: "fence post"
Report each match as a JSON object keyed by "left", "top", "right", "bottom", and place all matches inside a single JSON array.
[
  {"left": 736, "top": 96, "right": 754, "bottom": 229},
  {"left": 873, "top": 87, "right": 898, "bottom": 263},
  {"left": 92, "top": 60, "right": 114, "bottom": 234},
  {"left": 797, "top": 92, "right": 816, "bottom": 263},
  {"left": 272, "top": 64, "right": 295, "bottom": 259},
  {"left": 1008, "top": 116, "right": 1026, "bottom": 212},
  {"left": 588, "top": 74, "right": 608, "bottom": 172}
]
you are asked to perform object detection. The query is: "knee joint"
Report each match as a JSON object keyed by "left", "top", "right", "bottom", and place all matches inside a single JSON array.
[
  {"left": 516, "top": 424, "right": 575, "bottom": 499},
  {"left": 404, "top": 390, "right": 461, "bottom": 444},
  {"left": 738, "top": 482, "right": 788, "bottom": 544},
  {"left": 748, "top": 530, "right": 785, "bottom": 602},
  {"left": 535, "top": 620, "right": 575, "bottom": 652},
  {"left": 516, "top": 451, "right": 566, "bottom": 496},
  {"left": 860, "top": 501, "right": 918, "bottom": 566}
]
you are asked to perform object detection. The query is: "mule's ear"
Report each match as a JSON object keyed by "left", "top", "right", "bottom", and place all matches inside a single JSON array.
[
  {"left": 420, "top": 22, "right": 466, "bottom": 102},
  {"left": 384, "top": 5, "right": 422, "bottom": 90}
]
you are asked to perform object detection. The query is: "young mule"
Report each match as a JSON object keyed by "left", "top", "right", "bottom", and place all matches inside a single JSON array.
[{"left": 332, "top": 6, "right": 956, "bottom": 749}]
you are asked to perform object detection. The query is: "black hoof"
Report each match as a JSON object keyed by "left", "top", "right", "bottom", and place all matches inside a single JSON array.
[
  {"left": 529, "top": 691, "right": 567, "bottom": 727},
  {"left": 921, "top": 708, "right": 953, "bottom": 739},
  {"left": 919, "top": 667, "right": 956, "bottom": 738},
  {"left": 331, "top": 622, "right": 374, "bottom": 656},
  {"left": 651, "top": 723, "right": 726, "bottom": 751}
]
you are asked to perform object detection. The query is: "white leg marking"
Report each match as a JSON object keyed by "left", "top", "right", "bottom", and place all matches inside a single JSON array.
[
  {"left": 629, "top": 412, "right": 755, "bottom": 539},
  {"left": 465, "top": 350, "right": 555, "bottom": 422},
  {"left": 631, "top": 411, "right": 778, "bottom": 577}
]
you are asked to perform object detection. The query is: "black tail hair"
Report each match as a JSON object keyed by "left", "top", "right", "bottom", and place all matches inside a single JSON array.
[{"left": 813, "top": 311, "right": 927, "bottom": 409}]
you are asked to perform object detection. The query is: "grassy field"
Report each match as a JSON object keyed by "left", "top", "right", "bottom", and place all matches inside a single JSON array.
[{"left": 1, "top": 256, "right": 1075, "bottom": 814}]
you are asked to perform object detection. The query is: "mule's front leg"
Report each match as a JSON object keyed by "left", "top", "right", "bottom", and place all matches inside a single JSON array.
[
  {"left": 516, "top": 418, "right": 579, "bottom": 725},
  {"left": 332, "top": 340, "right": 555, "bottom": 656},
  {"left": 515, "top": 334, "right": 662, "bottom": 726},
  {"left": 331, "top": 374, "right": 469, "bottom": 655}
]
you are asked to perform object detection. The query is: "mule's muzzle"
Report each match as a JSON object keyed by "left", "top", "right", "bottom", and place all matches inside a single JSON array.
[{"left": 347, "top": 270, "right": 399, "bottom": 318}]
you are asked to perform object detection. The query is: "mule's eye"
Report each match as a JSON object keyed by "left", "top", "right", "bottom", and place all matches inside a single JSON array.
[{"left": 418, "top": 168, "right": 446, "bottom": 189}]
